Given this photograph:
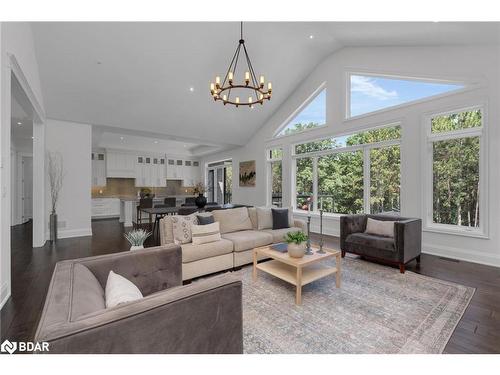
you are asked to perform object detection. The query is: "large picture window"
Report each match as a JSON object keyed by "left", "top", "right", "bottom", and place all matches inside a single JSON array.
[
  {"left": 293, "top": 125, "right": 401, "bottom": 215},
  {"left": 426, "top": 108, "right": 484, "bottom": 234},
  {"left": 317, "top": 152, "right": 363, "bottom": 214}
]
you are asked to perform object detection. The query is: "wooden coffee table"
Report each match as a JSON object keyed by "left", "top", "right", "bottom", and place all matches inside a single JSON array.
[{"left": 252, "top": 244, "right": 341, "bottom": 305}]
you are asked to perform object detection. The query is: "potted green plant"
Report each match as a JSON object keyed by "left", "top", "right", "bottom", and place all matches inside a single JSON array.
[
  {"left": 124, "top": 229, "right": 152, "bottom": 250},
  {"left": 284, "top": 231, "right": 309, "bottom": 258}
]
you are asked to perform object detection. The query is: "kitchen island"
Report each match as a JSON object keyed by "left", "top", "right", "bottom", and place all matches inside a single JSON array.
[{"left": 117, "top": 195, "right": 196, "bottom": 227}]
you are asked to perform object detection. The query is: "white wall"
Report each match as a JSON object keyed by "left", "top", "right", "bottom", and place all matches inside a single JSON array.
[
  {"left": 45, "top": 119, "right": 92, "bottom": 239},
  {"left": 1, "top": 22, "right": 45, "bottom": 309},
  {"left": 202, "top": 45, "right": 500, "bottom": 267}
]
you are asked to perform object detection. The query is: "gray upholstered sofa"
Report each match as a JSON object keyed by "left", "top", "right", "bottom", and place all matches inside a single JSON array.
[
  {"left": 160, "top": 206, "right": 306, "bottom": 281},
  {"left": 340, "top": 214, "right": 422, "bottom": 273},
  {"left": 34, "top": 245, "right": 243, "bottom": 354}
]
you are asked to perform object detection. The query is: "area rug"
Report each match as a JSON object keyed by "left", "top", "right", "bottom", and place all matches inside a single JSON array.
[{"left": 237, "top": 257, "right": 474, "bottom": 354}]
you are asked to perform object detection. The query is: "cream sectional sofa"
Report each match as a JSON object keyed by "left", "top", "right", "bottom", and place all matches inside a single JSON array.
[{"left": 159, "top": 207, "right": 306, "bottom": 281}]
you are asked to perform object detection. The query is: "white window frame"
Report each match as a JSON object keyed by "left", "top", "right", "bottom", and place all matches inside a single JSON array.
[
  {"left": 422, "top": 105, "right": 488, "bottom": 238},
  {"left": 266, "top": 147, "right": 283, "bottom": 206},
  {"left": 273, "top": 82, "right": 327, "bottom": 139},
  {"left": 292, "top": 124, "right": 402, "bottom": 216},
  {"left": 345, "top": 71, "right": 470, "bottom": 121}
]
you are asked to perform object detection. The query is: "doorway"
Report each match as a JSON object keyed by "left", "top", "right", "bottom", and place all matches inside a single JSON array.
[
  {"left": 207, "top": 160, "right": 232, "bottom": 204},
  {"left": 11, "top": 76, "right": 35, "bottom": 227}
]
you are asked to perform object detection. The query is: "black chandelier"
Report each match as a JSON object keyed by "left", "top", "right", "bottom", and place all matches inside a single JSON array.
[{"left": 210, "top": 22, "right": 272, "bottom": 108}]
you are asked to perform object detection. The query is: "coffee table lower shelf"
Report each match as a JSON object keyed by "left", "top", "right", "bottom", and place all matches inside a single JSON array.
[{"left": 256, "top": 260, "right": 337, "bottom": 286}]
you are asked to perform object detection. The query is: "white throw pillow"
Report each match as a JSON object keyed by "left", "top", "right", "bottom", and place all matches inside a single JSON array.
[
  {"left": 191, "top": 222, "right": 221, "bottom": 245},
  {"left": 105, "top": 270, "right": 143, "bottom": 308},
  {"left": 365, "top": 218, "right": 395, "bottom": 238},
  {"left": 171, "top": 214, "right": 199, "bottom": 244},
  {"left": 256, "top": 206, "right": 273, "bottom": 230}
]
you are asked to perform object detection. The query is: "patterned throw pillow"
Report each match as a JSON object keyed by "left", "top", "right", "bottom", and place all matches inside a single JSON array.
[
  {"left": 171, "top": 214, "right": 199, "bottom": 244},
  {"left": 191, "top": 222, "right": 221, "bottom": 245}
]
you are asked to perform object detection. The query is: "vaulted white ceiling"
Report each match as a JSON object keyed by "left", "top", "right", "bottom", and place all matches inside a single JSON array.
[{"left": 32, "top": 22, "right": 500, "bottom": 151}]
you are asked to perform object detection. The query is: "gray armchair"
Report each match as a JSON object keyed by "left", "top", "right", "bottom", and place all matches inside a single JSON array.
[
  {"left": 340, "top": 214, "right": 422, "bottom": 273},
  {"left": 34, "top": 245, "right": 243, "bottom": 353}
]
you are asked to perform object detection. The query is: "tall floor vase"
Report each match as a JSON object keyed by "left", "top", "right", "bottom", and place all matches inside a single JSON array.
[{"left": 50, "top": 212, "right": 58, "bottom": 242}]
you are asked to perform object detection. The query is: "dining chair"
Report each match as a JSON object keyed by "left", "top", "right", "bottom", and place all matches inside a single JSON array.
[{"left": 137, "top": 198, "right": 153, "bottom": 226}]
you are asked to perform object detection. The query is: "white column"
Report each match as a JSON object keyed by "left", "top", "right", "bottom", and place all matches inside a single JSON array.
[
  {"left": 0, "top": 31, "right": 13, "bottom": 308},
  {"left": 32, "top": 120, "right": 46, "bottom": 246}
]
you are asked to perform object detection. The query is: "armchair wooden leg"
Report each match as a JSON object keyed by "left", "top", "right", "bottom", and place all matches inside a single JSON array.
[
  {"left": 341, "top": 250, "right": 346, "bottom": 258},
  {"left": 399, "top": 263, "right": 405, "bottom": 274}
]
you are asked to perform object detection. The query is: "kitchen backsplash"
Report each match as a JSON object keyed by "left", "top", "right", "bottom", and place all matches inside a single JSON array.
[{"left": 91, "top": 178, "right": 195, "bottom": 198}]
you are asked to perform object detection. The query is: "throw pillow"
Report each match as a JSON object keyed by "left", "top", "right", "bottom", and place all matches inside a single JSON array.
[
  {"left": 212, "top": 207, "right": 253, "bottom": 234},
  {"left": 191, "top": 222, "right": 221, "bottom": 245},
  {"left": 171, "top": 214, "right": 198, "bottom": 244},
  {"left": 196, "top": 213, "right": 215, "bottom": 225},
  {"left": 105, "top": 270, "right": 143, "bottom": 308},
  {"left": 365, "top": 218, "right": 395, "bottom": 238},
  {"left": 256, "top": 206, "right": 273, "bottom": 230},
  {"left": 272, "top": 208, "right": 290, "bottom": 230}
]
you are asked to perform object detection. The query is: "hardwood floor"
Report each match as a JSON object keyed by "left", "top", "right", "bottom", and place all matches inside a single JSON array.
[{"left": 1, "top": 219, "right": 499, "bottom": 353}]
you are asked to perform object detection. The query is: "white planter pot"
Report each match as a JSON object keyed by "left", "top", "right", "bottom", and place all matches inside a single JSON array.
[
  {"left": 130, "top": 245, "right": 144, "bottom": 251},
  {"left": 287, "top": 242, "right": 306, "bottom": 258}
]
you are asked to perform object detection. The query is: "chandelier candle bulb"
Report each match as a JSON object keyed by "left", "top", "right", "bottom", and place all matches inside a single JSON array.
[
  {"left": 245, "top": 71, "right": 250, "bottom": 84},
  {"left": 248, "top": 96, "right": 253, "bottom": 104},
  {"left": 260, "top": 75, "right": 265, "bottom": 87},
  {"left": 235, "top": 96, "right": 240, "bottom": 104},
  {"left": 228, "top": 71, "right": 233, "bottom": 84},
  {"left": 267, "top": 82, "right": 272, "bottom": 92},
  {"left": 210, "top": 83, "right": 215, "bottom": 94},
  {"left": 215, "top": 76, "right": 220, "bottom": 88}
]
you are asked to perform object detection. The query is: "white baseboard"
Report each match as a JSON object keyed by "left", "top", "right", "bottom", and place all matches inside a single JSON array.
[
  {"left": 0, "top": 282, "right": 10, "bottom": 310},
  {"left": 423, "top": 243, "right": 500, "bottom": 268},
  {"left": 58, "top": 228, "right": 93, "bottom": 239},
  {"left": 46, "top": 228, "right": 93, "bottom": 240}
]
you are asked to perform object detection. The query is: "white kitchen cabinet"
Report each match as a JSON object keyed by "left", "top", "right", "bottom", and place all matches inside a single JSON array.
[
  {"left": 166, "top": 159, "right": 176, "bottom": 179},
  {"left": 106, "top": 151, "right": 136, "bottom": 178},
  {"left": 181, "top": 160, "right": 201, "bottom": 187},
  {"left": 135, "top": 156, "right": 150, "bottom": 187},
  {"left": 91, "top": 198, "right": 120, "bottom": 218},
  {"left": 134, "top": 155, "right": 166, "bottom": 187},
  {"left": 91, "top": 152, "right": 106, "bottom": 186}
]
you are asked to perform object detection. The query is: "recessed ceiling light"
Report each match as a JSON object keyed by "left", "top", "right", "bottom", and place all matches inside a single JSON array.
[
  {"left": 31, "top": 136, "right": 34, "bottom": 139},
  {"left": 309, "top": 35, "right": 314, "bottom": 39},
  {"left": 17, "top": 121, "right": 22, "bottom": 125},
  {"left": 189, "top": 87, "right": 194, "bottom": 92},
  {"left": 120, "top": 136, "right": 124, "bottom": 141},
  {"left": 183, "top": 144, "right": 187, "bottom": 148},
  {"left": 154, "top": 140, "right": 159, "bottom": 144}
]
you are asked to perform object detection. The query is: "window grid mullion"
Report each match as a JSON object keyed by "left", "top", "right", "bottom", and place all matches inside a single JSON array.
[
  {"left": 363, "top": 147, "right": 371, "bottom": 214},
  {"left": 312, "top": 157, "right": 318, "bottom": 212}
]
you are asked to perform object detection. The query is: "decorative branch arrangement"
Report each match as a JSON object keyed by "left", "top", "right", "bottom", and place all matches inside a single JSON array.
[
  {"left": 124, "top": 229, "right": 151, "bottom": 247},
  {"left": 47, "top": 151, "right": 64, "bottom": 214}
]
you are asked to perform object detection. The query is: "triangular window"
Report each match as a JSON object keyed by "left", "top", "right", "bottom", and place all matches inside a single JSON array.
[
  {"left": 349, "top": 74, "right": 465, "bottom": 118},
  {"left": 276, "top": 88, "right": 326, "bottom": 136}
]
